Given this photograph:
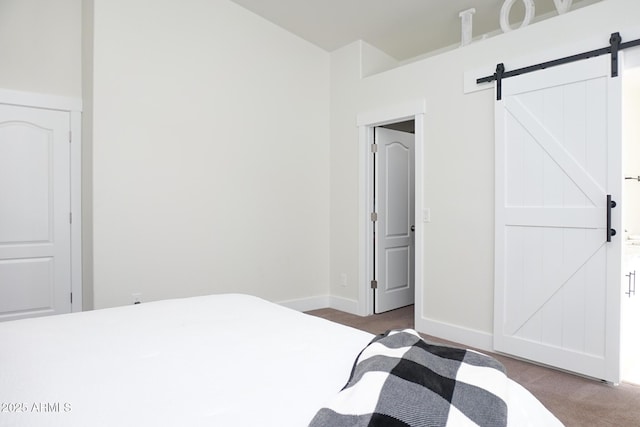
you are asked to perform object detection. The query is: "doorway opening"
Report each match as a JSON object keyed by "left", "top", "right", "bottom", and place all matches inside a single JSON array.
[
  {"left": 621, "top": 64, "right": 640, "bottom": 385},
  {"left": 372, "top": 122, "right": 416, "bottom": 314},
  {"left": 356, "top": 100, "right": 426, "bottom": 322},
  {"left": 0, "top": 90, "right": 83, "bottom": 321}
]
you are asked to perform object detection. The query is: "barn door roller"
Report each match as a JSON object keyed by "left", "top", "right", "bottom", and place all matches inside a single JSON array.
[{"left": 478, "top": 32, "right": 640, "bottom": 101}]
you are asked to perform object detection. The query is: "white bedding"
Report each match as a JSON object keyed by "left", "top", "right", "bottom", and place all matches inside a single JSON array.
[{"left": 0, "top": 294, "right": 562, "bottom": 426}]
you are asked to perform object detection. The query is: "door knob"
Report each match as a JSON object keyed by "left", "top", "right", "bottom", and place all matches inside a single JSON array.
[{"left": 410, "top": 225, "right": 415, "bottom": 232}]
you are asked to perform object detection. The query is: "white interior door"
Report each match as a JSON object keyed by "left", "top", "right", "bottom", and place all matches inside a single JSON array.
[
  {"left": 375, "top": 127, "right": 415, "bottom": 313},
  {"left": 495, "top": 55, "right": 622, "bottom": 383},
  {"left": 0, "top": 104, "right": 72, "bottom": 321}
]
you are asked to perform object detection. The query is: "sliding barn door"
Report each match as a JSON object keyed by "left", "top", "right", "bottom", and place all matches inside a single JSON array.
[{"left": 494, "top": 55, "right": 622, "bottom": 383}]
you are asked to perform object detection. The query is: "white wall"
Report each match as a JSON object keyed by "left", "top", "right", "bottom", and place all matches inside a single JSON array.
[
  {"left": 0, "top": 0, "right": 81, "bottom": 97},
  {"left": 91, "top": 0, "right": 330, "bottom": 308},
  {"left": 329, "top": 0, "right": 640, "bottom": 346}
]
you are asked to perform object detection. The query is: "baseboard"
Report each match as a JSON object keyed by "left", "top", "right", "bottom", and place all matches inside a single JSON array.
[
  {"left": 277, "top": 295, "right": 330, "bottom": 312},
  {"left": 328, "top": 295, "right": 360, "bottom": 315},
  {"left": 278, "top": 295, "right": 361, "bottom": 315},
  {"left": 281, "top": 297, "right": 493, "bottom": 351},
  {"left": 415, "top": 315, "right": 494, "bottom": 353}
]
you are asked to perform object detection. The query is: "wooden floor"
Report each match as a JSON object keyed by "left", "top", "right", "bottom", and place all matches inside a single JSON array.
[{"left": 306, "top": 305, "right": 640, "bottom": 427}]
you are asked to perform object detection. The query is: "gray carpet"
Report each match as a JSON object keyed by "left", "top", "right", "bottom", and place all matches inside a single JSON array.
[{"left": 306, "top": 305, "right": 640, "bottom": 427}]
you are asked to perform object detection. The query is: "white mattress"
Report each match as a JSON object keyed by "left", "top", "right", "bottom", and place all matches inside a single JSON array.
[{"left": 0, "top": 294, "right": 562, "bottom": 426}]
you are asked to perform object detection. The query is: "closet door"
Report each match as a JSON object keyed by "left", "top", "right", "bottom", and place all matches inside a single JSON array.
[
  {"left": 0, "top": 104, "right": 72, "bottom": 321},
  {"left": 374, "top": 127, "right": 415, "bottom": 313},
  {"left": 494, "top": 55, "right": 622, "bottom": 383}
]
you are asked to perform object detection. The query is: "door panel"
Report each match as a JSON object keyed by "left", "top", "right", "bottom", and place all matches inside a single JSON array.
[
  {"left": 386, "top": 247, "right": 409, "bottom": 292},
  {"left": 0, "top": 258, "right": 54, "bottom": 314},
  {"left": 0, "top": 124, "right": 52, "bottom": 243},
  {"left": 375, "top": 128, "right": 415, "bottom": 313},
  {"left": 0, "top": 105, "right": 71, "bottom": 321},
  {"left": 495, "top": 55, "right": 621, "bottom": 382}
]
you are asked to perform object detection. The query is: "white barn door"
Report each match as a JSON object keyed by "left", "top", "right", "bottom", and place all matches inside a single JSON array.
[
  {"left": 0, "top": 104, "right": 72, "bottom": 321},
  {"left": 494, "top": 55, "right": 622, "bottom": 383},
  {"left": 375, "top": 128, "right": 415, "bottom": 313}
]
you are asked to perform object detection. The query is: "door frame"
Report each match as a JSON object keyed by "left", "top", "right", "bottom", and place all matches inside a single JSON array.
[
  {"left": 0, "top": 89, "right": 83, "bottom": 312},
  {"left": 357, "top": 99, "right": 426, "bottom": 317}
]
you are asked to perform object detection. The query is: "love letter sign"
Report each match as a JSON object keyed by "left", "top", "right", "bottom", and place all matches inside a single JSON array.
[
  {"left": 499, "top": 0, "right": 573, "bottom": 33},
  {"left": 553, "top": 0, "right": 573, "bottom": 14}
]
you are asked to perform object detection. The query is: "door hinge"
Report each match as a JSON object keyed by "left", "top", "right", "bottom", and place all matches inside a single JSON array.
[
  {"left": 69, "top": 131, "right": 72, "bottom": 143},
  {"left": 370, "top": 212, "right": 378, "bottom": 222},
  {"left": 70, "top": 293, "right": 73, "bottom": 304},
  {"left": 69, "top": 212, "right": 72, "bottom": 224},
  {"left": 370, "top": 280, "right": 378, "bottom": 289},
  {"left": 371, "top": 143, "right": 378, "bottom": 153}
]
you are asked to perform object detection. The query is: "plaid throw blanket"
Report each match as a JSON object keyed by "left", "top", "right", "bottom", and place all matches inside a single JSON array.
[{"left": 309, "top": 329, "right": 508, "bottom": 427}]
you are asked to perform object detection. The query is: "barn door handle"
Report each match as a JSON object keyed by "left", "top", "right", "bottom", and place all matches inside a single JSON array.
[{"left": 607, "top": 194, "right": 617, "bottom": 242}]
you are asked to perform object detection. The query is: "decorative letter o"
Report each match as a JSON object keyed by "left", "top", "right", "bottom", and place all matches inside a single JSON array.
[{"left": 500, "top": 0, "right": 536, "bottom": 33}]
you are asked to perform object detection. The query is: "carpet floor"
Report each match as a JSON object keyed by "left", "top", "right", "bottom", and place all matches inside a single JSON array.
[{"left": 306, "top": 305, "right": 640, "bottom": 427}]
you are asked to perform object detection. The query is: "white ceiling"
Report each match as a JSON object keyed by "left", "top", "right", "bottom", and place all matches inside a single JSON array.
[{"left": 228, "top": 0, "right": 588, "bottom": 61}]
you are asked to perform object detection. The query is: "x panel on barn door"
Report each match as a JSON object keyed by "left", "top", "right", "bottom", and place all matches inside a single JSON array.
[{"left": 494, "top": 55, "right": 622, "bottom": 383}]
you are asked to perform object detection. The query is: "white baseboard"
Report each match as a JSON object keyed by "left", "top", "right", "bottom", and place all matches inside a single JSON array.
[
  {"left": 280, "top": 296, "right": 493, "bottom": 352},
  {"left": 277, "top": 295, "right": 330, "bottom": 312},
  {"left": 328, "top": 295, "right": 360, "bottom": 315},
  {"left": 277, "top": 295, "right": 361, "bottom": 315},
  {"left": 415, "top": 315, "right": 494, "bottom": 353}
]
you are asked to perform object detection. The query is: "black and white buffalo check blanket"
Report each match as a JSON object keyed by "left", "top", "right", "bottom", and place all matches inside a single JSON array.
[{"left": 309, "top": 329, "right": 508, "bottom": 427}]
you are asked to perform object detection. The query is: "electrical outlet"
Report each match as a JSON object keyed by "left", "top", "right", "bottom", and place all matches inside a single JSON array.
[
  {"left": 132, "top": 293, "right": 142, "bottom": 305},
  {"left": 340, "top": 273, "right": 348, "bottom": 287}
]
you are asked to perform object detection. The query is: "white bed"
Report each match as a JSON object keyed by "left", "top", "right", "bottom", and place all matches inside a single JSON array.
[{"left": 0, "top": 294, "right": 562, "bottom": 426}]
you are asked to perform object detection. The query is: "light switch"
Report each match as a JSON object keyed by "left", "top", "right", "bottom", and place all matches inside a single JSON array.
[{"left": 423, "top": 209, "right": 431, "bottom": 223}]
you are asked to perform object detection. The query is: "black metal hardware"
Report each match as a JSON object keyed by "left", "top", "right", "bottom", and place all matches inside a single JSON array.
[
  {"left": 610, "top": 32, "right": 621, "bottom": 77},
  {"left": 607, "top": 195, "right": 616, "bottom": 243},
  {"left": 621, "top": 38, "right": 640, "bottom": 50},
  {"left": 477, "top": 32, "right": 640, "bottom": 100},
  {"left": 625, "top": 176, "right": 640, "bottom": 181},
  {"left": 495, "top": 63, "right": 505, "bottom": 101},
  {"left": 626, "top": 271, "right": 636, "bottom": 298},
  {"left": 410, "top": 225, "right": 415, "bottom": 232}
]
